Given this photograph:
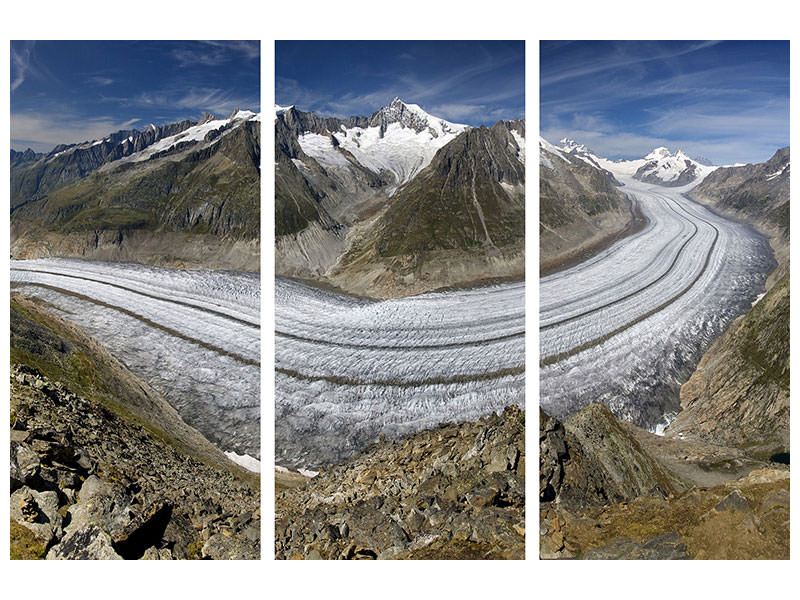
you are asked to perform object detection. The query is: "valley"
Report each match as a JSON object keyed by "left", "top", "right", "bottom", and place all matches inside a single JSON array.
[
  {"left": 539, "top": 144, "right": 775, "bottom": 431},
  {"left": 275, "top": 98, "right": 527, "bottom": 470}
]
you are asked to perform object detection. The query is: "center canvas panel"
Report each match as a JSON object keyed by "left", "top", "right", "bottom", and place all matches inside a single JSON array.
[{"left": 274, "top": 40, "right": 526, "bottom": 560}]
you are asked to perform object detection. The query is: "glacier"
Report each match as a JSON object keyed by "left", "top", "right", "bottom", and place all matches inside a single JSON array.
[
  {"left": 10, "top": 258, "right": 261, "bottom": 464},
  {"left": 275, "top": 277, "right": 525, "bottom": 470},
  {"left": 539, "top": 175, "right": 774, "bottom": 430}
]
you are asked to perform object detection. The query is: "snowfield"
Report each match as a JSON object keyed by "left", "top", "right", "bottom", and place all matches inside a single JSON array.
[
  {"left": 11, "top": 259, "right": 261, "bottom": 465},
  {"left": 275, "top": 278, "right": 525, "bottom": 469},
  {"left": 540, "top": 175, "right": 774, "bottom": 430}
]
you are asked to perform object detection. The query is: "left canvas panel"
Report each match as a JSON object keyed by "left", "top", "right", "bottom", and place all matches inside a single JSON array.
[{"left": 9, "top": 40, "right": 261, "bottom": 560}]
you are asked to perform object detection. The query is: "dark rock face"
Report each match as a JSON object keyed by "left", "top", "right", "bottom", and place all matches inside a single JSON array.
[
  {"left": 9, "top": 364, "right": 260, "bottom": 560},
  {"left": 276, "top": 406, "right": 524, "bottom": 560},
  {"left": 539, "top": 404, "right": 678, "bottom": 512}
]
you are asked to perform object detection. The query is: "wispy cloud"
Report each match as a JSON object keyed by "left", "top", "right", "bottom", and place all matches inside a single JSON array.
[
  {"left": 540, "top": 41, "right": 722, "bottom": 87},
  {"left": 11, "top": 111, "right": 141, "bottom": 152},
  {"left": 172, "top": 40, "right": 259, "bottom": 67},
  {"left": 540, "top": 41, "right": 788, "bottom": 164},
  {"left": 102, "top": 86, "right": 259, "bottom": 117},
  {"left": 86, "top": 76, "right": 114, "bottom": 87},
  {"left": 11, "top": 41, "right": 36, "bottom": 92}
]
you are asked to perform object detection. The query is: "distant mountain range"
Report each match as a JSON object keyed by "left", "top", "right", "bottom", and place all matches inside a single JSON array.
[
  {"left": 10, "top": 110, "right": 261, "bottom": 271},
  {"left": 555, "top": 138, "right": 718, "bottom": 187},
  {"left": 275, "top": 98, "right": 525, "bottom": 297}
]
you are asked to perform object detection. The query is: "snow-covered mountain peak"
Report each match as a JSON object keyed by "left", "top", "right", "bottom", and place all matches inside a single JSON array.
[
  {"left": 298, "top": 100, "right": 468, "bottom": 190},
  {"left": 559, "top": 138, "right": 592, "bottom": 155},
  {"left": 645, "top": 146, "right": 672, "bottom": 160},
  {"left": 275, "top": 104, "right": 294, "bottom": 119},
  {"left": 368, "top": 98, "right": 467, "bottom": 138}
]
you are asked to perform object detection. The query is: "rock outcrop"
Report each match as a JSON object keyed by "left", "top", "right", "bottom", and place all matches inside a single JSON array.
[
  {"left": 666, "top": 273, "right": 789, "bottom": 459},
  {"left": 540, "top": 405, "right": 789, "bottom": 559},
  {"left": 276, "top": 406, "right": 524, "bottom": 560},
  {"left": 10, "top": 364, "right": 260, "bottom": 560},
  {"left": 9, "top": 294, "right": 259, "bottom": 560}
]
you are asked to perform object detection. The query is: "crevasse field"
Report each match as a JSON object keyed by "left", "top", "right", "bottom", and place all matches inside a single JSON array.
[
  {"left": 540, "top": 175, "right": 774, "bottom": 431},
  {"left": 10, "top": 259, "right": 260, "bottom": 467},
  {"left": 275, "top": 278, "right": 525, "bottom": 469}
]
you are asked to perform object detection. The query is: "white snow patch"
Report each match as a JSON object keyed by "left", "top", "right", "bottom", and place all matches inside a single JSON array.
[
  {"left": 511, "top": 130, "right": 525, "bottom": 164},
  {"left": 225, "top": 451, "right": 261, "bottom": 473},
  {"left": 298, "top": 132, "right": 352, "bottom": 170},
  {"left": 332, "top": 115, "right": 466, "bottom": 187},
  {"left": 751, "top": 292, "right": 766, "bottom": 307}
]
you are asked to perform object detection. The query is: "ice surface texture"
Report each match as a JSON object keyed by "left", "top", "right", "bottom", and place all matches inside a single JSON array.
[
  {"left": 275, "top": 278, "right": 525, "bottom": 469},
  {"left": 539, "top": 176, "right": 774, "bottom": 430},
  {"left": 11, "top": 258, "right": 260, "bottom": 459}
]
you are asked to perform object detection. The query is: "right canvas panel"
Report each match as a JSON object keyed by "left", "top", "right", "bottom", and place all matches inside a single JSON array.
[{"left": 539, "top": 40, "right": 790, "bottom": 559}]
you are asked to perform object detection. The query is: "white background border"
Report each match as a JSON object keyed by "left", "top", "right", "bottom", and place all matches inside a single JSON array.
[{"left": 1, "top": 1, "right": 797, "bottom": 597}]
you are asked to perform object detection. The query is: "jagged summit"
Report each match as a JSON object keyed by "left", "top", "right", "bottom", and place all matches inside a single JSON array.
[
  {"left": 367, "top": 97, "right": 466, "bottom": 137},
  {"left": 559, "top": 137, "right": 593, "bottom": 155}
]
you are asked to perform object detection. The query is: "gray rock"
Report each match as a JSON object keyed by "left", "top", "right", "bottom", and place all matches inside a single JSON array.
[
  {"left": 579, "top": 533, "right": 690, "bottom": 560},
  {"left": 10, "top": 442, "right": 41, "bottom": 491},
  {"left": 202, "top": 532, "right": 258, "bottom": 560},
  {"left": 47, "top": 524, "right": 123, "bottom": 560},
  {"left": 715, "top": 489, "right": 751, "bottom": 513},
  {"left": 10, "top": 486, "right": 63, "bottom": 545}
]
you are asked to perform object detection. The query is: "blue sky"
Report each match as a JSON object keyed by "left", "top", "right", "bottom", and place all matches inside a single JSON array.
[
  {"left": 276, "top": 40, "right": 524, "bottom": 125},
  {"left": 11, "top": 40, "right": 260, "bottom": 153},
  {"left": 540, "top": 41, "right": 789, "bottom": 165}
]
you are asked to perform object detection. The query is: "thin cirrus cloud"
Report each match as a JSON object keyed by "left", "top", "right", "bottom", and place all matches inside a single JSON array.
[
  {"left": 541, "top": 40, "right": 789, "bottom": 165},
  {"left": 11, "top": 41, "right": 38, "bottom": 92}
]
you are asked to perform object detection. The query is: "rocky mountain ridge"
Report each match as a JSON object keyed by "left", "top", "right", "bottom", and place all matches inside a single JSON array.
[
  {"left": 539, "top": 136, "right": 636, "bottom": 273},
  {"left": 11, "top": 111, "right": 261, "bottom": 271},
  {"left": 276, "top": 100, "right": 524, "bottom": 297}
]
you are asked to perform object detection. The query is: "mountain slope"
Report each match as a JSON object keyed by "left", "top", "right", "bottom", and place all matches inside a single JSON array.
[
  {"left": 275, "top": 99, "right": 525, "bottom": 297},
  {"left": 666, "top": 273, "right": 789, "bottom": 459},
  {"left": 325, "top": 120, "right": 525, "bottom": 297},
  {"left": 540, "top": 404, "right": 789, "bottom": 559},
  {"left": 665, "top": 147, "right": 790, "bottom": 458},
  {"left": 10, "top": 118, "right": 201, "bottom": 211},
  {"left": 688, "top": 147, "right": 789, "bottom": 272},
  {"left": 10, "top": 293, "right": 260, "bottom": 560},
  {"left": 11, "top": 111, "right": 261, "bottom": 271},
  {"left": 539, "top": 137, "right": 635, "bottom": 272}
]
